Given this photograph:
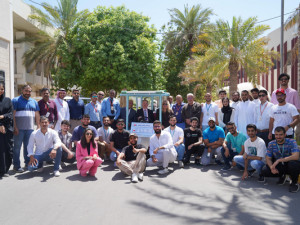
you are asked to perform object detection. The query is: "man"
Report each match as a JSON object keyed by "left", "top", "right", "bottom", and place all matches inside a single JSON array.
[
  {"left": 251, "top": 88, "right": 260, "bottom": 105},
  {"left": 85, "top": 92, "right": 102, "bottom": 129},
  {"left": 261, "top": 126, "right": 300, "bottom": 192},
  {"left": 68, "top": 89, "right": 85, "bottom": 133},
  {"left": 58, "top": 120, "right": 76, "bottom": 165},
  {"left": 201, "top": 117, "right": 225, "bottom": 166},
  {"left": 231, "top": 91, "right": 240, "bottom": 109},
  {"left": 97, "top": 117, "right": 113, "bottom": 160},
  {"left": 38, "top": 88, "right": 58, "bottom": 129},
  {"left": 254, "top": 90, "right": 273, "bottom": 146},
  {"left": 234, "top": 90, "right": 256, "bottom": 136},
  {"left": 221, "top": 122, "right": 247, "bottom": 170},
  {"left": 183, "top": 117, "right": 204, "bottom": 166},
  {"left": 233, "top": 124, "right": 266, "bottom": 182},
  {"left": 164, "top": 115, "right": 185, "bottom": 168},
  {"left": 135, "top": 99, "right": 154, "bottom": 123},
  {"left": 268, "top": 88, "right": 299, "bottom": 140},
  {"left": 120, "top": 99, "right": 136, "bottom": 130},
  {"left": 181, "top": 93, "right": 202, "bottom": 128},
  {"left": 110, "top": 119, "right": 130, "bottom": 163},
  {"left": 147, "top": 120, "right": 177, "bottom": 175},
  {"left": 116, "top": 133, "right": 146, "bottom": 183},
  {"left": 27, "top": 116, "right": 62, "bottom": 177},
  {"left": 172, "top": 95, "right": 185, "bottom": 129},
  {"left": 167, "top": 95, "right": 174, "bottom": 108},
  {"left": 12, "top": 85, "right": 40, "bottom": 173},
  {"left": 54, "top": 88, "right": 70, "bottom": 131},
  {"left": 72, "top": 114, "right": 98, "bottom": 146},
  {"left": 101, "top": 89, "right": 120, "bottom": 129},
  {"left": 215, "top": 90, "right": 227, "bottom": 108},
  {"left": 201, "top": 93, "right": 219, "bottom": 131},
  {"left": 97, "top": 91, "right": 105, "bottom": 105}
]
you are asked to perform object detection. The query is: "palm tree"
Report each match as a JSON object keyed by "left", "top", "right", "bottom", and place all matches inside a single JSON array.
[
  {"left": 164, "top": 4, "right": 213, "bottom": 59},
  {"left": 192, "top": 16, "right": 278, "bottom": 96}
]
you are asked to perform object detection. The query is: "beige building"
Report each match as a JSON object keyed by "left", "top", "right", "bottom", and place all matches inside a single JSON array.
[{"left": 0, "top": 0, "right": 51, "bottom": 98}]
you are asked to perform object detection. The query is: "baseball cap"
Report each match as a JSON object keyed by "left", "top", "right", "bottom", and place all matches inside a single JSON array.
[
  {"left": 208, "top": 117, "right": 216, "bottom": 122},
  {"left": 275, "top": 88, "right": 286, "bottom": 95},
  {"left": 129, "top": 133, "right": 138, "bottom": 138}
]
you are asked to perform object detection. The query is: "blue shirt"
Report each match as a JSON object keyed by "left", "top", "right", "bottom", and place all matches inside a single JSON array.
[
  {"left": 203, "top": 126, "right": 225, "bottom": 143},
  {"left": 101, "top": 97, "right": 120, "bottom": 120},
  {"left": 267, "top": 138, "right": 299, "bottom": 160},
  {"left": 225, "top": 132, "right": 247, "bottom": 153},
  {"left": 12, "top": 95, "right": 40, "bottom": 130},
  {"left": 68, "top": 98, "right": 85, "bottom": 120},
  {"left": 72, "top": 125, "right": 98, "bottom": 142},
  {"left": 84, "top": 102, "right": 101, "bottom": 122},
  {"left": 172, "top": 103, "right": 185, "bottom": 123}
]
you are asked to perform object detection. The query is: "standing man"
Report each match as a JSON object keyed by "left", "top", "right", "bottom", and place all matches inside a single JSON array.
[
  {"left": 254, "top": 90, "right": 273, "bottom": 146},
  {"left": 234, "top": 90, "right": 256, "bottom": 137},
  {"left": 167, "top": 95, "right": 174, "bottom": 108},
  {"left": 233, "top": 124, "right": 266, "bottom": 182},
  {"left": 147, "top": 120, "right": 177, "bottom": 175},
  {"left": 97, "top": 91, "right": 105, "bottom": 105},
  {"left": 27, "top": 116, "right": 62, "bottom": 177},
  {"left": 262, "top": 126, "right": 300, "bottom": 192},
  {"left": 231, "top": 91, "right": 240, "bottom": 109},
  {"left": 251, "top": 88, "right": 260, "bottom": 105},
  {"left": 68, "top": 89, "right": 85, "bottom": 133},
  {"left": 101, "top": 89, "right": 120, "bottom": 129},
  {"left": 12, "top": 85, "right": 40, "bottom": 173},
  {"left": 181, "top": 93, "right": 202, "bottom": 128},
  {"left": 54, "top": 88, "right": 69, "bottom": 131},
  {"left": 38, "top": 88, "right": 58, "bottom": 129},
  {"left": 164, "top": 115, "right": 185, "bottom": 168},
  {"left": 201, "top": 93, "right": 219, "bottom": 131},
  {"left": 116, "top": 133, "right": 147, "bottom": 183},
  {"left": 183, "top": 117, "right": 204, "bottom": 166},
  {"left": 97, "top": 117, "right": 113, "bottom": 160},
  {"left": 135, "top": 99, "right": 154, "bottom": 123},
  {"left": 215, "top": 90, "right": 227, "bottom": 108},
  {"left": 172, "top": 95, "right": 185, "bottom": 130},
  {"left": 268, "top": 88, "right": 299, "bottom": 140},
  {"left": 85, "top": 92, "right": 102, "bottom": 129},
  {"left": 120, "top": 99, "right": 136, "bottom": 130}
]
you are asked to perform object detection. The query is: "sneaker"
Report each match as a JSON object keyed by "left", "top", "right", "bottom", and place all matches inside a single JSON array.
[
  {"left": 138, "top": 173, "right": 143, "bottom": 181},
  {"left": 3, "top": 173, "right": 9, "bottom": 177},
  {"left": 258, "top": 175, "right": 265, "bottom": 182},
  {"left": 248, "top": 170, "right": 255, "bottom": 177},
  {"left": 215, "top": 160, "right": 223, "bottom": 166},
  {"left": 36, "top": 167, "right": 44, "bottom": 172},
  {"left": 289, "top": 183, "right": 299, "bottom": 193},
  {"left": 221, "top": 165, "right": 231, "bottom": 171},
  {"left": 54, "top": 170, "right": 60, "bottom": 177},
  {"left": 158, "top": 168, "right": 169, "bottom": 175},
  {"left": 61, "top": 162, "right": 67, "bottom": 167},
  {"left": 178, "top": 161, "right": 184, "bottom": 168},
  {"left": 131, "top": 173, "right": 138, "bottom": 183},
  {"left": 14, "top": 167, "right": 24, "bottom": 173},
  {"left": 277, "top": 175, "right": 287, "bottom": 185}
]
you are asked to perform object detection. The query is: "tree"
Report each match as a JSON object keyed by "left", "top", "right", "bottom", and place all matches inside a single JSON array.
[{"left": 192, "top": 16, "right": 278, "bottom": 96}]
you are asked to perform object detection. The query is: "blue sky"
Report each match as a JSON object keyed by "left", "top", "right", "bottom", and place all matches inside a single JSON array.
[{"left": 25, "top": 0, "right": 298, "bottom": 36}]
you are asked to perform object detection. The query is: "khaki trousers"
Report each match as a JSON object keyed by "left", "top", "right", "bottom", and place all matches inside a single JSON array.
[{"left": 117, "top": 152, "right": 146, "bottom": 176}]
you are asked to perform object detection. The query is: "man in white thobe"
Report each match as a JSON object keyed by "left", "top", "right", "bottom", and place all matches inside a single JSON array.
[{"left": 54, "top": 88, "right": 70, "bottom": 131}]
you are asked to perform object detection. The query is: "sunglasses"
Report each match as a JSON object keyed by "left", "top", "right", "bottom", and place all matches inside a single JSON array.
[
  {"left": 117, "top": 123, "right": 125, "bottom": 126},
  {"left": 86, "top": 133, "right": 93, "bottom": 136},
  {"left": 258, "top": 95, "right": 266, "bottom": 97},
  {"left": 92, "top": 96, "right": 97, "bottom": 98}
]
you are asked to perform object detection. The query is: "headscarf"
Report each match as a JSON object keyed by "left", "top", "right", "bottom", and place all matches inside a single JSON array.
[{"left": 221, "top": 97, "right": 233, "bottom": 125}]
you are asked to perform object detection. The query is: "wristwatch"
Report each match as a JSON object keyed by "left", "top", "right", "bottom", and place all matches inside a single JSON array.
[{"left": 287, "top": 124, "right": 291, "bottom": 128}]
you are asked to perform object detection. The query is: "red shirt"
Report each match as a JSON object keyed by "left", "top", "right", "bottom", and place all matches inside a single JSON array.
[{"left": 38, "top": 99, "right": 58, "bottom": 123}]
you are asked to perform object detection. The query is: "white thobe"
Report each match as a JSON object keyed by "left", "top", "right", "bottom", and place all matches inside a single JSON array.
[
  {"left": 234, "top": 100, "right": 256, "bottom": 137},
  {"left": 231, "top": 101, "right": 240, "bottom": 109},
  {"left": 54, "top": 98, "right": 70, "bottom": 131}
]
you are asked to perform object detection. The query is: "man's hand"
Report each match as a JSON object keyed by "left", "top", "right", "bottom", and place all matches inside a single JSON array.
[
  {"left": 49, "top": 124, "right": 55, "bottom": 129},
  {"left": 268, "top": 133, "right": 272, "bottom": 140},
  {"left": 28, "top": 156, "right": 38, "bottom": 167},
  {"left": 49, "top": 150, "right": 57, "bottom": 159},
  {"left": 14, "top": 127, "right": 19, "bottom": 136},
  {"left": 67, "top": 152, "right": 74, "bottom": 159},
  {"left": 224, "top": 148, "right": 229, "bottom": 157},
  {"left": 188, "top": 144, "right": 193, "bottom": 150},
  {"left": 0, "top": 115, "right": 4, "bottom": 119},
  {"left": 132, "top": 148, "right": 139, "bottom": 154},
  {"left": 116, "top": 159, "right": 122, "bottom": 166},
  {"left": 0, "top": 125, "right": 5, "bottom": 134},
  {"left": 152, "top": 156, "right": 158, "bottom": 163},
  {"left": 153, "top": 147, "right": 159, "bottom": 154},
  {"left": 242, "top": 171, "right": 248, "bottom": 180},
  {"left": 174, "top": 142, "right": 180, "bottom": 147},
  {"left": 116, "top": 151, "right": 120, "bottom": 156},
  {"left": 243, "top": 154, "right": 247, "bottom": 160}
]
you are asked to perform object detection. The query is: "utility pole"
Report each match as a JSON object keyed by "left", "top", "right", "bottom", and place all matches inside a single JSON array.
[{"left": 280, "top": 0, "right": 284, "bottom": 73}]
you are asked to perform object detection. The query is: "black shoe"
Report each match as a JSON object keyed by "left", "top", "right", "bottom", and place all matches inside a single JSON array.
[
  {"left": 248, "top": 170, "right": 255, "bottom": 177},
  {"left": 183, "top": 160, "right": 190, "bottom": 165},
  {"left": 221, "top": 165, "right": 231, "bottom": 171},
  {"left": 215, "top": 160, "right": 223, "bottom": 166},
  {"left": 289, "top": 183, "right": 299, "bottom": 193},
  {"left": 258, "top": 175, "right": 265, "bottom": 182},
  {"left": 277, "top": 175, "right": 287, "bottom": 185},
  {"left": 195, "top": 159, "right": 200, "bottom": 165}
]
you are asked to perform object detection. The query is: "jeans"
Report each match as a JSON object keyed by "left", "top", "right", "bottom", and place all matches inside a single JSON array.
[
  {"left": 175, "top": 144, "right": 185, "bottom": 161},
  {"left": 233, "top": 155, "right": 265, "bottom": 174},
  {"left": 201, "top": 147, "right": 222, "bottom": 166},
  {"left": 28, "top": 147, "right": 63, "bottom": 172},
  {"left": 221, "top": 143, "right": 238, "bottom": 167},
  {"left": 13, "top": 129, "right": 33, "bottom": 168},
  {"left": 110, "top": 149, "right": 122, "bottom": 161}
]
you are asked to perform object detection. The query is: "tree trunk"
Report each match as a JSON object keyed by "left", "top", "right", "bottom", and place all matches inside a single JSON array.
[
  {"left": 206, "top": 84, "right": 212, "bottom": 93},
  {"left": 228, "top": 59, "right": 239, "bottom": 97}
]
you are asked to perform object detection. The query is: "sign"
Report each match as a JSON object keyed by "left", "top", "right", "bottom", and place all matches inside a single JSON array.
[{"left": 130, "top": 122, "right": 154, "bottom": 137}]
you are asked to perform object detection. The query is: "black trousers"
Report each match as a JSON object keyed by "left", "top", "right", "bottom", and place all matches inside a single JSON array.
[
  {"left": 183, "top": 145, "right": 205, "bottom": 162},
  {"left": 0, "top": 131, "right": 13, "bottom": 175},
  {"left": 261, "top": 160, "right": 300, "bottom": 184},
  {"left": 61, "top": 149, "right": 76, "bottom": 164},
  {"left": 257, "top": 131, "right": 270, "bottom": 147}
]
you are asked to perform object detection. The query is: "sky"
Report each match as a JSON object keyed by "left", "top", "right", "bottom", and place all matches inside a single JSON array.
[{"left": 25, "top": 0, "right": 299, "bottom": 37}]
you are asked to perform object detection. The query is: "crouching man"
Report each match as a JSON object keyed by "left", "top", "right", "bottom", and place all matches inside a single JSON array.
[
  {"left": 116, "top": 133, "right": 146, "bottom": 183},
  {"left": 27, "top": 116, "right": 62, "bottom": 177}
]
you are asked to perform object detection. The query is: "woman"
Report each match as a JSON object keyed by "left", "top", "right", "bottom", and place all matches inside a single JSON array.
[
  {"left": 0, "top": 83, "right": 13, "bottom": 177},
  {"left": 218, "top": 97, "right": 235, "bottom": 131},
  {"left": 156, "top": 99, "right": 174, "bottom": 129},
  {"left": 76, "top": 128, "right": 103, "bottom": 177}
]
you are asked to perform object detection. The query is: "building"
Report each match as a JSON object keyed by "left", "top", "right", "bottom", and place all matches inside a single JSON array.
[{"left": 0, "top": 0, "right": 51, "bottom": 98}]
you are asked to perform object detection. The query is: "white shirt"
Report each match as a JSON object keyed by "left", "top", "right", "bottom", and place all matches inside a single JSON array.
[
  {"left": 97, "top": 126, "right": 114, "bottom": 143},
  {"left": 27, "top": 129, "right": 61, "bottom": 156},
  {"left": 201, "top": 102, "right": 219, "bottom": 126},
  {"left": 164, "top": 125, "right": 184, "bottom": 144},
  {"left": 234, "top": 100, "right": 256, "bottom": 136},
  {"left": 270, "top": 103, "right": 299, "bottom": 135},
  {"left": 254, "top": 101, "right": 274, "bottom": 130},
  {"left": 252, "top": 99, "right": 261, "bottom": 106},
  {"left": 231, "top": 101, "right": 240, "bottom": 109},
  {"left": 54, "top": 98, "right": 70, "bottom": 131},
  {"left": 244, "top": 137, "right": 266, "bottom": 160},
  {"left": 149, "top": 131, "right": 175, "bottom": 157}
]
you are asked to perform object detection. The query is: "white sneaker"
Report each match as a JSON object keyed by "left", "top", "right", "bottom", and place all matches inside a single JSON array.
[
  {"left": 37, "top": 167, "right": 44, "bottom": 172},
  {"left": 158, "top": 168, "right": 169, "bottom": 175},
  {"left": 178, "top": 161, "right": 184, "bottom": 168},
  {"left": 138, "top": 173, "right": 144, "bottom": 181},
  {"left": 131, "top": 173, "right": 138, "bottom": 183},
  {"left": 59, "top": 165, "right": 63, "bottom": 171},
  {"left": 54, "top": 170, "right": 60, "bottom": 177}
]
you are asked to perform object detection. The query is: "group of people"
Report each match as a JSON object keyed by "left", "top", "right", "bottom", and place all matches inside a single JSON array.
[{"left": 0, "top": 73, "right": 299, "bottom": 192}]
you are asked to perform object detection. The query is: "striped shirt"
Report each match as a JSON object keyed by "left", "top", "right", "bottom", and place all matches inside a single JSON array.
[{"left": 267, "top": 138, "right": 299, "bottom": 160}]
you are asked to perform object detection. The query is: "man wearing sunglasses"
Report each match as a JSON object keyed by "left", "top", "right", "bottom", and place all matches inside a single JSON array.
[
  {"left": 85, "top": 92, "right": 102, "bottom": 129},
  {"left": 97, "top": 91, "right": 105, "bottom": 105}
]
